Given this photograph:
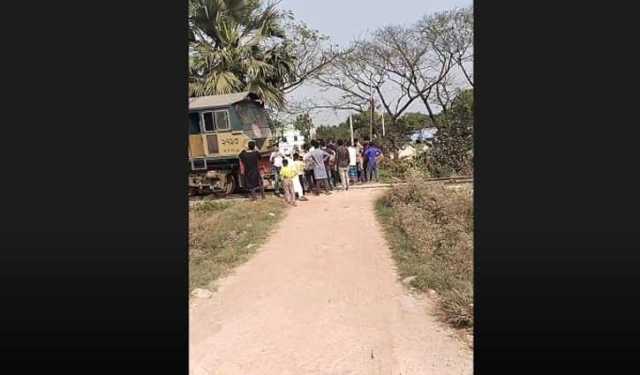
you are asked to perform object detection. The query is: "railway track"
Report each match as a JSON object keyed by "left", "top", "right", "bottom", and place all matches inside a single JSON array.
[
  {"left": 347, "top": 176, "right": 473, "bottom": 189},
  {"left": 189, "top": 176, "right": 472, "bottom": 204}
]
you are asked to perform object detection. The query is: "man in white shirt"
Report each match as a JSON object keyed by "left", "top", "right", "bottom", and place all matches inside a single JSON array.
[
  {"left": 269, "top": 145, "right": 284, "bottom": 196},
  {"left": 348, "top": 142, "right": 357, "bottom": 184}
]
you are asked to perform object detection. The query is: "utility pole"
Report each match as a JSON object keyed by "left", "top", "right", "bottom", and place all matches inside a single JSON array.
[
  {"left": 349, "top": 113, "right": 354, "bottom": 146},
  {"left": 369, "top": 78, "right": 374, "bottom": 141},
  {"left": 381, "top": 112, "right": 385, "bottom": 137},
  {"left": 370, "top": 96, "right": 374, "bottom": 141}
]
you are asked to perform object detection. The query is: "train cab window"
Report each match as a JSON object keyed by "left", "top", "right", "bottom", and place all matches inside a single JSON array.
[
  {"left": 203, "top": 112, "right": 215, "bottom": 132},
  {"left": 189, "top": 112, "right": 201, "bottom": 134},
  {"left": 202, "top": 112, "right": 216, "bottom": 132},
  {"left": 214, "top": 110, "right": 230, "bottom": 130}
]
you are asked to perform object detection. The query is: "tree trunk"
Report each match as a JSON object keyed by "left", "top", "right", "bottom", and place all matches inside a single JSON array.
[
  {"left": 420, "top": 95, "right": 438, "bottom": 127},
  {"left": 435, "top": 84, "right": 448, "bottom": 115},
  {"left": 459, "top": 60, "right": 474, "bottom": 87}
]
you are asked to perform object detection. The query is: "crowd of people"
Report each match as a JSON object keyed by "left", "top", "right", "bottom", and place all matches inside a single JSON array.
[{"left": 238, "top": 138, "right": 384, "bottom": 205}]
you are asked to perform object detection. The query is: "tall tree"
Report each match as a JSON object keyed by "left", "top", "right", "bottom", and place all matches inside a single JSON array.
[
  {"left": 189, "top": 0, "right": 341, "bottom": 110},
  {"left": 281, "top": 21, "right": 343, "bottom": 94},
  {"left": 313, "top": 40, "right": 422, "bottom": 150},
  {"left": 189, "top": 0, "right": 294, "bottom": 108},
  {"left": 418, "top": 7, "right": 473, "bottom": 88},
  {"left": 293, "top": 112, "right": 314, "bottom": 141},
  {"left": 313, "top": 43, "right": 387, "bottom": 113},
  {"left": 370, "top": 24, "right": 454, "bottom": 126}
]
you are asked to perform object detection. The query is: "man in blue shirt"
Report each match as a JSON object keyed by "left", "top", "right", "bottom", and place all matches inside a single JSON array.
[{"left": 364, "top": 142, "right": 383, "bottom": 183}]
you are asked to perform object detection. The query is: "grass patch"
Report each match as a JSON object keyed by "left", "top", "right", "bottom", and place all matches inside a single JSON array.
[
  {"left": 189, "top": 197, "right": 287, "bottom": 292},
  {"left": 377, "top": 166, "right": 395, "bottom": 184},
  {"left": 375, "top": 176, "right": 473, "bottom": 328},
  {"left": 378, "top": 157, "right": 433, "bottom": 183}
]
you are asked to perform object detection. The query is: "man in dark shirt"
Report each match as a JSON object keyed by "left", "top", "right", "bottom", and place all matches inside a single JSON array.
[
  {"left": 335, "top": 139, "right": 351, "bottom": 191},
  {"left": 239, "top": 141, "right": 265, "bottom": 200}
]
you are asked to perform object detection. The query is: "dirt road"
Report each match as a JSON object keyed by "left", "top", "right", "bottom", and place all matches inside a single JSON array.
[{"left": 190, "top": 187, "right": 472, "bottom": 375}]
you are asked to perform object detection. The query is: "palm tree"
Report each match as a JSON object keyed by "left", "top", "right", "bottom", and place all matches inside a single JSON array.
[{"left": 188, "top": 0, "right": 295, "bottom": 109}]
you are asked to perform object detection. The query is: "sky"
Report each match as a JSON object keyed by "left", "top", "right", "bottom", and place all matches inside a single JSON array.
[{"left": 278, "top": 0, "right": 473, "bottom": 125}]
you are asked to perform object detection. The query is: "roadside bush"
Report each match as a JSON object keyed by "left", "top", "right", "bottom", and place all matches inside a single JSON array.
[
  {"left": 379, "top": 157, "right": 430, "bottom": 182},
  {"left": 377, "top": 175, "right": 473, "bottom": 328},
  {"left": 426, "top": 89, "right": 474, "bottom": 178},
  {"left": 426, "top": 124, "right": 473, "bottom": 178}
]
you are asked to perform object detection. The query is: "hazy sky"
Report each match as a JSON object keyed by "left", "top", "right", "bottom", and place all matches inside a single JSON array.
[{"left": 278, "top": 0, "right": 473, "bottom": 125}]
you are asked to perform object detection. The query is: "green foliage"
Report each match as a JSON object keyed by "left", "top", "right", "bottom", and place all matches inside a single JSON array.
[
  {"left": 314, "top": 110, "right": 367, "bottom": 141},
  {"left": 267, "top": 117, "right": 285, "bottom": 141},
  {"left": 379, "top": 157, "right": 431, "bottom": 182},
  {"left": 189, "top": 0, "right": 295, "bottom": 108},
  {"left": 314, "top": 124, "right": 350, "bottom": 141},
  {"left": 190, "top": 0, "right": 331, "bottom": 110},
  {"left": 399, "top": 112, "right": 432, "bottom": 131},
  {"left": 293, "top": 113, "right": 313, "bottom": 141},
  {"left": 423, "top": 89, "right": 473, "bottom": 177},
  {"left": 313, "top": 110, "right": 429, "bottom": 145},
  {"left": 189, "top": 0, "right": 337, "bottom": 109}
]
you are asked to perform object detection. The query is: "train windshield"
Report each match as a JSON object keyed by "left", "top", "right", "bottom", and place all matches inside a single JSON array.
[{"left": 235, "top": 102, "right": 272, "bottom": 139}]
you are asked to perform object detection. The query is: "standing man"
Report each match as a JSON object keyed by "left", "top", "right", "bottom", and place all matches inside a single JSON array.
[
  {"left": 320, "top": 140, "right": 336, "bottom": 190},
  {"left": 347, "top": 141, "right": 358, "bottom": 184},
  {"left": 238, "top": 141, "right": 265, "bottom": 200},
  {"left": 364, "top": 142, "right": 383, "bottom": 183},
  {"left": 327, "top": 139, "right": 340, "bottom": 187},
  {"left": 354, "top": 138, "right": 364, "bottom": 183},
  {"left": 269, "top": 145, "right": 283, "bottom": 196},
  {"left": 302, "top": 144, "right": 316, "bottom": 193},
  {"left": 361, "top": 140, "right": 370, "bottom": 183},
  {"left": 335, "top": 139, "right": 351, "bottom": 191},
  {"left": 305, "top": 140, "right": 332, "bottom": 195}
]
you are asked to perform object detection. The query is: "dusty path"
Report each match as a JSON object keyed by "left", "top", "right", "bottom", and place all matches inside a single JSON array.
[{"left": 190, "top": 188, "right": 472, "bottom": 375}]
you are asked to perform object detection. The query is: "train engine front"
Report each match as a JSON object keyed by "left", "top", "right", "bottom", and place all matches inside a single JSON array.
[{"left": 188, "top": 92, "right": 274, "bottom": 195}]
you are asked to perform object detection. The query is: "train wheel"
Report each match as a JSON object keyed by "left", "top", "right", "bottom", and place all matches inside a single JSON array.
[{"left": 223, "top": 174, "right": 237, "bottom": 195}]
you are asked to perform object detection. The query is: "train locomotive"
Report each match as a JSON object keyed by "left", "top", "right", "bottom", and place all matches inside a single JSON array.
[{"left": 188, "top": 92, "right": 276, "bottom": 196}]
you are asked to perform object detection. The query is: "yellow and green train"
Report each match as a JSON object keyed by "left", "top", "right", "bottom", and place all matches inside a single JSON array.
[{"left": 188, "top": 92, "right": 275, "bottom": 195}]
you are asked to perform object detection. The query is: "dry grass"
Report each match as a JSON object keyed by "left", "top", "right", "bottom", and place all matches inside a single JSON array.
[
  {"left": 376, "top": 175, "right": 473, "bottom": 328},
  {"left": 189, "top": 198, "right": 287, "bottom": 292}
]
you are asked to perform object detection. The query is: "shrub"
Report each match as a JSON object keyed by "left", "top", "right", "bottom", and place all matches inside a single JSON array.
[{"left": 377, "top": 175, "right": 473, "bottom": 328}]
